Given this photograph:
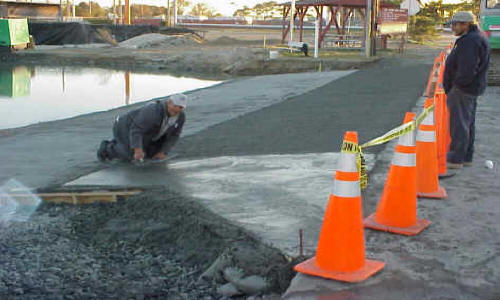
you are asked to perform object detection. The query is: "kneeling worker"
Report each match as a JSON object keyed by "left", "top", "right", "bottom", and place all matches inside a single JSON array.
[{"left": 97, "top": 93, "right": 187, "bottom": 162}]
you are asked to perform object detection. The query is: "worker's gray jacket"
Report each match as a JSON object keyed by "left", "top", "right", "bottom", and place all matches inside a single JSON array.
[{"left": 114, "top": 100, "right": 185, "bottom": 155}]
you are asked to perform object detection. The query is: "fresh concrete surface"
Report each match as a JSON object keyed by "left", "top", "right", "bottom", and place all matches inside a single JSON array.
[
  {"left": 67, "top": 152, "right": 376, "bottom": 256},
  {"left": 282, "top": 88, "right": 500, "bottom": 300}
]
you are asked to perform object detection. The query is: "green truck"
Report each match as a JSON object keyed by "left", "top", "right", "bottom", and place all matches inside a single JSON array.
[
  {"left": 0, "top": 18, "right": 30, "bottom": 49},
  {"left": 480, "top": 0, "right": 500, "bottom": 49}
]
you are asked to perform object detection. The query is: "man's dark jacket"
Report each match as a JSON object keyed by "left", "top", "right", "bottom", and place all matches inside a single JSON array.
[
  {"left": 114, "top": 100, "right": 185, "bottom": 156},
  {"left": 443, "top": 25, "right": 490, "bottom": 96}
]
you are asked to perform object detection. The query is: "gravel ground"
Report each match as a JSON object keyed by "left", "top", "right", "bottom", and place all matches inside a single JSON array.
[{"left": 0, "top": 188, "right": 292, "bottom": 299}]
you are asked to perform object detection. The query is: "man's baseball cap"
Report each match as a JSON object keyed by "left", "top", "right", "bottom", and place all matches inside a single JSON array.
[
  {"left": 170, "top": 93, "right": 188, "bottom": 109},
  {"left": 451, "top": 11, "right": 476, "bottom": 23}
]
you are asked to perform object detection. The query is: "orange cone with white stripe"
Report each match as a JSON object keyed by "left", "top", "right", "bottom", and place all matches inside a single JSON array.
[
  {"left": 364, "top": 113, "right": 431, "bottom": 236},
  {"left": 294, "top": 131, "right": 385, "bottom": 283},
  {"left": 434, "top": 73, "right": 450, "bottom": 177},
  {"left": 417, "top": 99, "right": 447, "bottom": 199},
  {"left": 424, "top": 56, "right": 441, "bottom": 98}
]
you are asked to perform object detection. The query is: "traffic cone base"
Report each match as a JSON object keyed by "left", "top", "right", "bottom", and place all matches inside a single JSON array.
[
  {"left": 294, "top": 257, "right": 385, "bottom": 283},
  {"left": 364, "top": 213, "right": 431, "bottom": 236},
  {"left": 418, "top": 186, "right": 447, "bottom": 199}
]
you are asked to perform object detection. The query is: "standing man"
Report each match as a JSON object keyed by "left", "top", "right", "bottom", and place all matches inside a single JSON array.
[
  {"left": 443, "top": 11, "right": 490, "bottom": 169},
  {"left": 97, "top": 93, "right": 187, "bottom": 162}
]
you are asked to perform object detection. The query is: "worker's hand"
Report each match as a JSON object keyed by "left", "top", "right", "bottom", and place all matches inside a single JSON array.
[
  {"left": 152, "top": 152, "right": 166, "bottom": 160},
  {"left": 133, "top": 148, "right": 145, "bottom": 161}
]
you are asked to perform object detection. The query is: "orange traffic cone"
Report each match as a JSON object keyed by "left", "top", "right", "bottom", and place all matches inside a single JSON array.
[
  {"left": 417, "top": 99, "right": 447, "bottom": 199},
  {"left": 364, "top": 113, "right": 431, "bottom": 236},
  {"left": 424, "top": 56, "right": 440, "bottom": 97},
  {"left": 434, "top": 65, "right": 450, "bottom": 177},
  {"left": 294, "top": 131, "right": 385, "bottom": 283}
]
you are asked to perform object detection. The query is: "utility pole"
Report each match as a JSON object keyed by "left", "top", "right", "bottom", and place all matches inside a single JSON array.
[
  {"left": 59, "top": 0, "right": 63, "bottom": 21},
  {"left": 118, "top": 0, "right": 122, "bottom": 24},
  {"left": 372, "top": 0, "right": 379, "bottom": 56},
  {"left": 89, "top": 0, "right": 92, "bottom": 17},
  {"left": 173, "top": 0, "right": 177, "bottom": 27},
  {"left": 124, "top": 0, "right": 130, "bottom": 25},
  {"left": 365, "top": 0, "right": 378, "bottom": 57},
  {"left": 365, "top": 0, "right": 372, "bottom": 57},
  {"left": 314, "top": 17, "right": 319, "bottom": 58},
  {"left": 167, "top": 0, "right": 170, "bottom": 27}
]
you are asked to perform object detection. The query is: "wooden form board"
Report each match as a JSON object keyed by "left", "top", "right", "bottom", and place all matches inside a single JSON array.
[{"left": 7, "top": 190, "right": 142, "bottom": 205}]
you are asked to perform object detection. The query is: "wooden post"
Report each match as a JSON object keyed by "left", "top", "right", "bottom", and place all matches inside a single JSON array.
[
  {"left": 298, "top": 6, "right": 309, "bottom": 42},
  {"left": 124, "top": 0, "right": 130, "bottom": 25},
  {"left": 281, "top": 5, "right": 291, "bottom": 44},
  {"left": 290, "top": 0, "right": 296, "bottom": 45},
  {"left": 167, "top": 0, "right": 170, "bottom": 27},
  {"left": 319, "top": 6, "right": 335, "bottom": 46}
]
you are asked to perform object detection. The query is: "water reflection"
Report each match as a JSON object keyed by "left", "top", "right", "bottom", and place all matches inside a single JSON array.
[
  {"left": 0, "top": 66, "right": 33, "bottom": 98},
  {"left": 0, "top": 66, "right": 220, "bottom": 129}
]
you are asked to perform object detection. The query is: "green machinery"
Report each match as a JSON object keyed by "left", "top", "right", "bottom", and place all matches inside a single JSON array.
[
  {"left": 0, "top": 18, "right": 30, "bottom": 49},
  {"left": 480, "top": 0, "right": 500, "bottom": 49},
  {"left": 0, "top": 66, "right": 31, "bottom": 98}
]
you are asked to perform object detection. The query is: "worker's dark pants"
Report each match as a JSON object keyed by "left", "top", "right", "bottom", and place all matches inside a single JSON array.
[
  {"left": 446, "top": 87, "right": 478, "bottom": 164},
  {"left": 105, "top": 123, "right": 132, "bottom": 161},
  {"left": 105, "top": 122, "right": 166, "bottom": 161}
]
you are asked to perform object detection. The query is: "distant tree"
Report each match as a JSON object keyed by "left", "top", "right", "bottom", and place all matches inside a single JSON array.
[
  {"left": 418, "top": 0, "right": 480, "bottom": 23},
  {"left": 176, "top": 0, "right": 191, "bottom": 15},
  {"left": 233, "top": 6, "right": 252, "bottom": 17},
  {"left": 233, "top": 1, "right": 280, "bottom": 19},
  {"left": 75, "top": 2, "right": 107, "bottom": 17},
  {"left": 190, "top": 2, "right": 220, "bottom": 17}
]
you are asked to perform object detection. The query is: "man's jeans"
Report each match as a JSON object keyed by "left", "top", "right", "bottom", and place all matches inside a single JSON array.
[{"left": 446, "top": 87, "right": 478, "bottom": 164}]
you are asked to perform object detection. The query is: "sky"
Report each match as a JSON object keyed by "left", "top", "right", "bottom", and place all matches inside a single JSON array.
[
  {"left": 39, "top": 0, "right": 468, "bottom": 15},
  {"left": 82, "top": 0, "right": 287, "bottom": 15}
]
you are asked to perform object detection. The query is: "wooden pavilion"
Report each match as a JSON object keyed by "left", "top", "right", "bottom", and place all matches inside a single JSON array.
[{"left": 281, "top": 0, "right": 398, "bottom": 47}]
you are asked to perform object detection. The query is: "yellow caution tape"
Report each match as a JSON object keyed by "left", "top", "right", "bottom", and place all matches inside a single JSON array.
[
  {"left": 340, "top": 104, "right": 435, "bottom": 190},
  {"left": 341, "top": 140, "right": 367, "bottom": 190}
]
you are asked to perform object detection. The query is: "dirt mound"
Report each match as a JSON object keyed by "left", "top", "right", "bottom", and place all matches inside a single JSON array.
[{"left": 118, "top": 33, "right": 200, "bottom": 49}]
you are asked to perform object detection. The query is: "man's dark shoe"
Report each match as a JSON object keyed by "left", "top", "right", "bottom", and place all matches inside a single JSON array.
[{"left": 97, "top": 140, "right": 109, "bottom": 162}]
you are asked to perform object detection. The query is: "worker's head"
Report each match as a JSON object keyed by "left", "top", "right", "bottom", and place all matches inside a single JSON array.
[
  {"left": 451, "top": 11, "right": 476, "bottom": 36},
  {"left": 166, "top": 93, "right": 187, "bottom": 117}
]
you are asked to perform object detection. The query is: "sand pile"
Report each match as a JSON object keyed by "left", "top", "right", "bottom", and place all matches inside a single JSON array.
[{"left": 118, "top": 33, "right": 199, "bottom": 49}]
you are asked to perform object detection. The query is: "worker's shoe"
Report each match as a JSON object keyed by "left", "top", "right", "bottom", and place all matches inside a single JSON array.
[
  {"left": 463, "top": 161, "right": 473, "bottom": 167},
  {"left": 447, "top": 162, "right": 463, "bottom": 169},
  {"left": 97, "top": 140, "right": 110, "bottom": 162}
]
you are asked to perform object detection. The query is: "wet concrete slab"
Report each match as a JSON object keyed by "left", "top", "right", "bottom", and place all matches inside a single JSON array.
[{"left": 67, "top": 152, "right": 376, "bottom": 256}]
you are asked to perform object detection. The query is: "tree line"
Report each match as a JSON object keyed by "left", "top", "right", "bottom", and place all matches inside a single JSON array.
[{"left": 67, "top": 0, "right": 222, "bottom": 18}]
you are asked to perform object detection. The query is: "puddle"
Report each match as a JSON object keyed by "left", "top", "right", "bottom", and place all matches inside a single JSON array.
[{"left": 0, "top": 66, "right": 221, "bottom": 129}]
